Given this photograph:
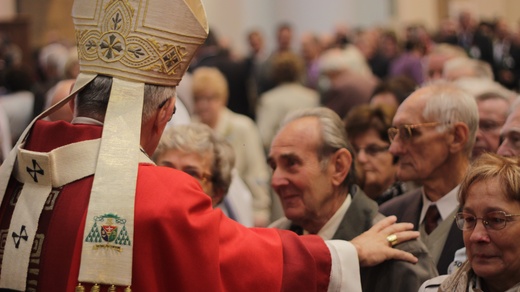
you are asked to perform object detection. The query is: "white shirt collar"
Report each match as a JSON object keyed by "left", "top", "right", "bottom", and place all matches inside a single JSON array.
[
  {"left": 71, "top": 116, "right": 104, "bottom": 126},
  {"left": 307, "top": 194, "right": 352, "bottom": 240},
  {"left": 420, "top": 185, "right": 460, "bottom": 224}
]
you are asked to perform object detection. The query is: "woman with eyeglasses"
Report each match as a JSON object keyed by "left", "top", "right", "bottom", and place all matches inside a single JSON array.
[
  {"left": 345, "top": 104, "right": 415, "bottom": 205},
  {"left": 153, "top": 123, "right": 255, "bottom": 227},
  {"left": 420, "top": 153, "right": 520, "bottom": 291}
]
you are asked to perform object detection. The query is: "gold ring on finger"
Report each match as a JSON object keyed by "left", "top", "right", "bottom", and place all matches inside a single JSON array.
[{"left": 386, "top": 234, "right": 398, "bottom": 247}]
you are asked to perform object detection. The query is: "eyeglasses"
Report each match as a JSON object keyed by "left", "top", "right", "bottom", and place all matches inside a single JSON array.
[
  {"left": 356, "top": 144, "right": 390, "bottom": 156},
  {"left": 158, "top": 97, "right": 176, "bottom": 121},
  {"left": 388, "top": 122, "right": 441, "bottom": 142},
  {"left": 455, "top": 211, "right": 520, "bottom": 231},
  {"left": 183, "top": 169, "right": 212, "bottom": 184}
]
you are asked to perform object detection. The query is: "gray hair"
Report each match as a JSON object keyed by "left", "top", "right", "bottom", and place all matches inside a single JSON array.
[
  {"left": 452, "top": 77, "right": 515, "bottom": 101},
  {"left": 280, "top": 107, "right": 356, "bottom": 192},
  {"left": 421, "top": 83, "right": 479, "bottom": 156},
  {"left": 75, "top": 75, "right": 176, "bottom": 122},
  {"left": 475, "top": 91, "right": 511, "bottom": 120},
  {"left": 443, "top": 57, "right": 494, "bottom": 80},
  {"left": 153, "top": 123, "right": 235, "bottom": 195},
  {"left": 318, "top": 47, "right": 372, "bottom": 77}
]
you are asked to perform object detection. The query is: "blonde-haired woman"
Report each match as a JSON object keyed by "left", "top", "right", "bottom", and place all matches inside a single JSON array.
[
  {"left": 192, "top": 67, "right": 272, "bottom": 226},
  {"left": 420, "top": 153, "right": 520, "bottom": 291}
]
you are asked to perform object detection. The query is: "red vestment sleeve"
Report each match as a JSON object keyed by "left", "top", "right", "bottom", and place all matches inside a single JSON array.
[{"left": 277, "top": 230, "right": 331, "bottom": 292}]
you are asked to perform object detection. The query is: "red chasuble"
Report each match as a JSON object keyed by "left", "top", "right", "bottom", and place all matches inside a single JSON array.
[{"left": 0, "top": 120, "right": 331, "bottom": 291}]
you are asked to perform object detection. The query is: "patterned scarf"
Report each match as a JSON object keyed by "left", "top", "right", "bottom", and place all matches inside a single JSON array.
[
  {"left": 438, "top": 260, "right": 474, "bottom": 292},
  {"left": 439, "top": 260, "right": 520, "bottom": 292}
]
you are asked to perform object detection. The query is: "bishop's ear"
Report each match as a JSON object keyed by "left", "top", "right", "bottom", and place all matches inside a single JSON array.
[{"left": 156, "top": 97, "right": 175, "bottom": 125}]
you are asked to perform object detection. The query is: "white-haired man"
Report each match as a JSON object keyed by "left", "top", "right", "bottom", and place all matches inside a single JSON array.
[
  {"left": 319, "top": 48, "right": 378, "bottom": 118},
  {"left": 380, "top": 83, "right": 479, "bottom": 274}
]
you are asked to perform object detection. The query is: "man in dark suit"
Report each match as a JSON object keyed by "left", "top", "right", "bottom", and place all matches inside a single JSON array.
[
  {"left": 380, "top": 83, "right": 479, "bottom": 274},
  {"left": 268, "top": 107, "right": 438, "bottom": 292},
  {"left": 189, "top": 31, "right": 251, "bottom": 119},
  {"left": 491, "top": 18, "right": 520, "bottom": 91},
  {"left": 456, "top": 11, "right": 494, "bottom": 65}
]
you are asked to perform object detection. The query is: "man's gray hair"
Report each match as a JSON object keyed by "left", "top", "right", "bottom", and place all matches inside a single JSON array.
[
  {"left": 153, "top": 123, "right": 235, "bottom": 195},
  {"left": 75, "top": 75, "right": 176, "bottom": 122},
  {"left": 421, "top": 83, "right": 479, "bottom": 155},
  {"left": 475, "top": 91, "right": 511, "bottom": 120},
  {"left": 279, "top": 107, "right": 356, "bottom": 192},
  {"left": 443, "top": 57, "right": 494, "bottom": 80}
]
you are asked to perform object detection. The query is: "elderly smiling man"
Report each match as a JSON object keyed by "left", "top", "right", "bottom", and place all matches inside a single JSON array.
[
  {"left": 269, "top": 107, "right": 437, "bottom": 292},
  {"left": 380, "top": 83, "right": 479, "bottom": 275}
]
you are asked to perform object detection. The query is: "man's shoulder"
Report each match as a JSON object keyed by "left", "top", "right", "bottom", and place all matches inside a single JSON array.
[
  {"left": 372, "top": 211, "right": 429, "bottom": 256},
  {"left": 388, "top": 238, "right": 436, "bottom": 274},
  {"left": 379, "top": 188, "right": 421, "bottom": 214},
  {"left": 361, "top": 235, "right": 438, "bottom": 292},
  {"left": 394, "top": 237, "right": 430, "bottom": 256}
]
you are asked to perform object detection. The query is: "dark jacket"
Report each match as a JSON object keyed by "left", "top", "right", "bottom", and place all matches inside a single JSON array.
[{"left": 380, "top": 187, "right": 464, "bottom": 274}]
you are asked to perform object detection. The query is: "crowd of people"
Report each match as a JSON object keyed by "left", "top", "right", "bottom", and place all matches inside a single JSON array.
[{"left": 1, "top": 1, "right": 520, "bottom": 290}]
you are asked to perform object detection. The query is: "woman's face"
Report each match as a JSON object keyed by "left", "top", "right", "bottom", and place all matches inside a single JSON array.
[
  {"left": 194, "top": 89, "right": 224, "bottom": 127},
  {"left": 463, "top": 178, "right": 520, "bottom": 288},
  {"left": 156, "top": 149, "right": 217, "bottom": 206},
  {"left": 351, "top": 129, "right": 396, "bottom": 196}
]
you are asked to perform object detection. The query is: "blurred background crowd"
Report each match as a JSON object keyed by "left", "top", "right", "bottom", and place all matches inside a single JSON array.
[{"left": 1, "top": 1, "right": 520, "bottom": 227}]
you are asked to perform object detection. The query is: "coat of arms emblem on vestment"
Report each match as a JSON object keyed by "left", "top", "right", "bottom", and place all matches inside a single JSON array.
[{"left": 85, "top": 213, "right": 131, "bottom": 251}]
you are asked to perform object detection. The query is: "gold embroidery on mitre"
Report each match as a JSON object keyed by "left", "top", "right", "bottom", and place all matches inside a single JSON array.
[
  {"left": 138, "top": 39, "right": 188, "bottom": 75},
  {"left": 75, "top": 0, "right": 191, "bottom": 84}
]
